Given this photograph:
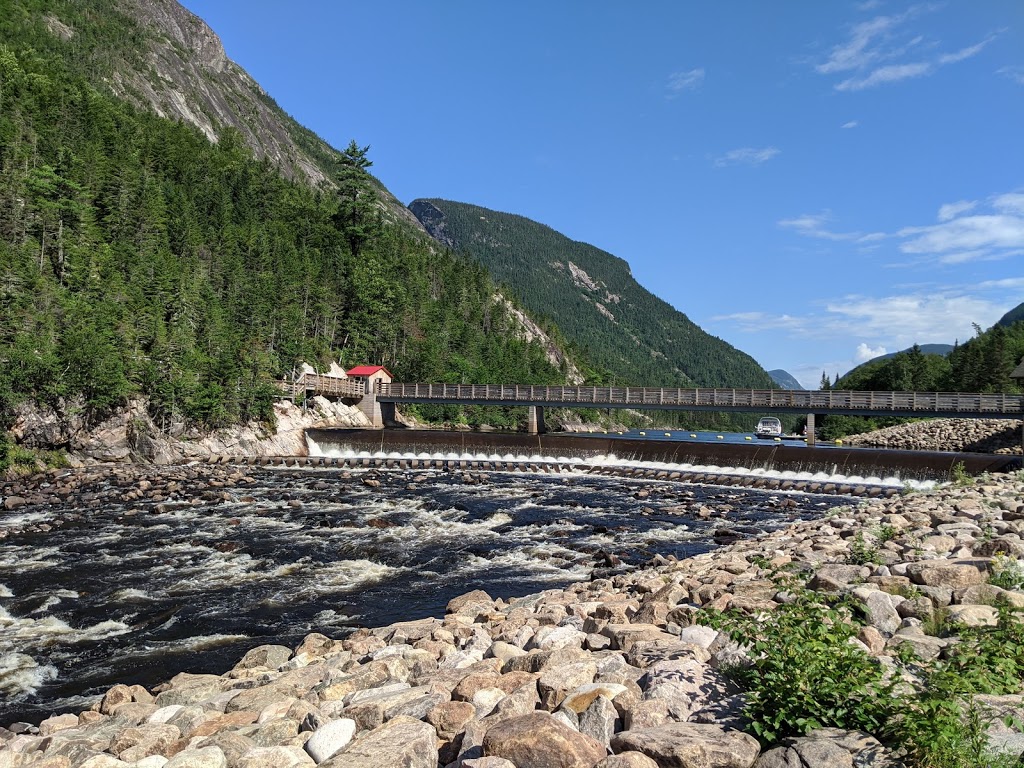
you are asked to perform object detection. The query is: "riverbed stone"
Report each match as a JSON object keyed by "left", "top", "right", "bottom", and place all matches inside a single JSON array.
[
  {"left": 482, "top": 712, "right": 606, "bottom": 768},
  {"left": 319, "top": 716, "right": 436, "bottom": 768},
  {"left": 302, "top": 718, "right": 355, "bottom": 763},
  {"left": 613, "top": 722, "right": 761, "bottom": 767},
  {"left": 162, "top": 746, "right": 227, "bottom": 768}
]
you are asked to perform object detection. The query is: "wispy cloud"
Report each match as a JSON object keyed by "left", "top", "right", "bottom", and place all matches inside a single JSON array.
[
  {"left": 841, "top": 120, "right": 859, "bottom": 129},
  {"left": 837, "top": 62, "right": 932, "bottom": 91},
  {"left": 998, "top": 66, "right": 1024, "bottom": 85},
  {"left": 778, "top": 211, "right": 883, "bottom": 242},
  {"left": 817, "top": 10, "right": 999, "bottom": 91},
  {"left": 782, "top": 191, "right": 1024, "bottom": 266},
  {"left": 666, "top": 68, "right": 704, "bottom": 97},
  {"left": 713, "top": 146, "right": 780, "bottom": 167},
  {"left": 938, "top": 200, "right": 977, "bottom": 222}
]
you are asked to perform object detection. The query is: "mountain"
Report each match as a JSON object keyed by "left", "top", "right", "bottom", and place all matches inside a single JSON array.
[
  {"left": 768, "top": 370, "right": 803, "bottom": 390},
  {"left": 409, "top": 199, "right": 776, "bottom": 391},
  {"left": 0, "top": 0, "right": 579, "bottom": 453},
  {"left": 851, "top": 344, "right": 955, "bottom": 373},
  {"left": 996, "top": 302, "right": 1024, "bottom": 328}
]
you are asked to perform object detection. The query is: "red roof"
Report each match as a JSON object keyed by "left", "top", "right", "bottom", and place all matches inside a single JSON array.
[{"left": 346, "top": 365, "right": 393, "bottom": 378}]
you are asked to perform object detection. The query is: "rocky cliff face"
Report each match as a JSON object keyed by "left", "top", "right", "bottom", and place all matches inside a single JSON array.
[
  {"left": 11, "top": 397, "right": 370, "bottom": 465},
  {"left": 93, "top": 0, "right": 424, "bottom": 231}
]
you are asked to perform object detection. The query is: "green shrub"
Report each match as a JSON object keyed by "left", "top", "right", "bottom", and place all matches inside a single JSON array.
[
  {"left": 703, "top": 577, "right": 895, "bottom": 743},
  {"left": 988, "top": 555, "right": 1024, "bottom": 592}
]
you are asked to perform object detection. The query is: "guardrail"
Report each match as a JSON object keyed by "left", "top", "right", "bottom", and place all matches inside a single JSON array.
[
  {"left": 376, "top": 383, "right": 1024, "bottom": 415},
  {"left": 276, "top": 374, "right": 366, "bottom": 398}
]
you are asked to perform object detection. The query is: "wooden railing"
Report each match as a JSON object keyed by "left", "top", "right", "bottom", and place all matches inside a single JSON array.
[
  {"left": 276, "top": 374, "right": 365, "bottom": 398},
  {"left": 376, "top": 384, "right": 1024, "bottom": 416}
]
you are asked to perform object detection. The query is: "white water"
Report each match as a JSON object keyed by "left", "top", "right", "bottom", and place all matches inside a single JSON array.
[{"left": 305, "top": 439, "right": 937, "bottom": 491}]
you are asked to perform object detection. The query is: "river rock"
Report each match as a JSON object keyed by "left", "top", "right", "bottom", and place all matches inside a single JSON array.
[
  {"left": 302, "top": 718, "right": 355, "bottom": 763},
  {"left": 611, "top": 723, "right": 761, "bottom": 768},
  {"left": 482, "top": 712, "right": 606, "bottom": 768},
  {"left": 319, "top": 716, "right": 436, "bottom": 768},
  {"left": 163, "top": 746, "right": 228, "bottom": 768}
]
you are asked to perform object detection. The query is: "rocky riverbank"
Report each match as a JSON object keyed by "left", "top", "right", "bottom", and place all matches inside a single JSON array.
[
  {"left": 9, "top": 397, "right": 369, "bottom": 467},
  {"left": 3, "top": 469, "right": 1024, "bottom": 767},
  {"left": 843, "top": 417, "right": 1023, "bottom": 455}
]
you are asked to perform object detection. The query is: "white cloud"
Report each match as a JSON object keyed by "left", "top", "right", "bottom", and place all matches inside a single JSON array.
[
  {"left": 856, "top": 343, "right": 887, "bottom": 361},
  {"left": 938, "top": 200, "right": 977, "bottom": 221},
  {"left": 841, "top": 120, "right": 859, "bottom": 129},
  {"left": 666, "top": 69, "right": 704, "bottom": 96},
  {"left": 778, "top": 211, "right": 883, "bottom": 243},
  {"left": 836, "top": 61, "right": 932, "bottom": 91},
  {"left": 998, "top": 66, "right": 1024, "bottom": 85},
  {"left": 994, "top": 192, "right": 1024, "bottom": 215},
  {"left": 816, "top": 10, "right": 999, "bottom": 91},
  {"left": 816, "top": 13, "right": 908, "bottom": 74},
  {"left": 938, "top": 35, "right": 997, "bottom": 65},
  {"left": 714, "top": 147, "right": 780, "bottom": 167},
  {"left": 899, "top": 215, "right": 1024, "bottom": 255}
]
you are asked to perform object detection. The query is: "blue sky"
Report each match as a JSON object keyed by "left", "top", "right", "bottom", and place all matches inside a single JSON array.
[{"left": 180, "top": 1, "right": 1023, "bottom": 388}]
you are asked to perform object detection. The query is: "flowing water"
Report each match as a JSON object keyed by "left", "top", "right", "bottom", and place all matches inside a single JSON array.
[{"left": 0, "top": 462, "right": 851, "bottom": 725}]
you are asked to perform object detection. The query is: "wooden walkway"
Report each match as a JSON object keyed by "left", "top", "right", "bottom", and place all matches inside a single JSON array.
[
  {"left": 276, "top": 373, "right": 365, "bottom": 399},
  {"left": 375, "top": 383, "right": 1024, "bottom": 419}
]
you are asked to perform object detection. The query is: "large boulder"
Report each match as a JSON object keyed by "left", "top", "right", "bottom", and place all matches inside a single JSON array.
[
  {"left": 319, "top": 716, "right": 437, "bottom": 768},
  {"left": 611, "top": 723, "right": 761, "bottom": 768},
  {"left": 482, "top": 712, "right": 607, "bottom": 768}
]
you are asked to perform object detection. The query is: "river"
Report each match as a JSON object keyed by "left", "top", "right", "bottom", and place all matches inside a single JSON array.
[{"left": 0, "top": 460, "right": 849, "bottom": 726}]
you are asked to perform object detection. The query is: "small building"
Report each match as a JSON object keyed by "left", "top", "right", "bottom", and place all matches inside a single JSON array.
[
  {"left": 346, "top": 365, "right": 394, "bottom": 395},
  {"left": 1013, "top": 357, "right": 1024, "bottom": 384}
]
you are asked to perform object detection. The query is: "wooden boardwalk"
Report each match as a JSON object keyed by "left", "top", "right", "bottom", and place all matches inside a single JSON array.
[
  {"left": 375, "top": 383, "right": 1024, "bottom": 419},
  {"left": 276, "top": 373, "right": 365, "bottom": 399}
]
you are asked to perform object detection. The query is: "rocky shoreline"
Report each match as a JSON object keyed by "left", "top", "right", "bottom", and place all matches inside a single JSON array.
[
  {"left": 3, "top": 467, "right": 1024, "bottom": 767},
  {"left": 843, "top": 417, "right": 1023, "bottom": 455}
]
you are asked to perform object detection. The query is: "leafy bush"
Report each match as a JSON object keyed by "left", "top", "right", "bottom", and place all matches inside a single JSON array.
[
  {"left": 707, "top": 577, "right": 1024, "bottom": 767},
  {"left": 703, "top": 577, "right": 895, "bottom": 743},
  {"left": 989, "top": 555, "right": 1024, "bottom": 592}
]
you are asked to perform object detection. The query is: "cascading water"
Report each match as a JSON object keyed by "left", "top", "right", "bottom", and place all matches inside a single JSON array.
[{"left": 1, "top": 457, "right": 848, "bottom": 726}]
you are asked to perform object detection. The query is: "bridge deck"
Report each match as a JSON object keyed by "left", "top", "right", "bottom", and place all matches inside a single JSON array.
[{"left": 376, "top": 383, "right": 1024, "bottom": 419}]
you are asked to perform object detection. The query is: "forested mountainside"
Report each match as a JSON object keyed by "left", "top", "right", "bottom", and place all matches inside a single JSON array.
[
  {"left": 818, "top": 321, "right": 1024, "bottom": 439},
  {"left": 409, "top": 199, "right": 777, "bottom": 392},
  {"left": 997, "top": 302, "right": 1024, "bottom": 329},
  {"left": 0, "top": 0, "right": 574, "bottom": 456},
  {"left": 768, "top": 369, "right": 803, "bottom": 390}
]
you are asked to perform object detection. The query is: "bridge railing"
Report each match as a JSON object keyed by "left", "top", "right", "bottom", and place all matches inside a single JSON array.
[
  {"left": 275, "top": 374, "right": 365, "bottom": 398},
  {"left": 376, "top": 383, "right": 1024, "bottom": 414}
]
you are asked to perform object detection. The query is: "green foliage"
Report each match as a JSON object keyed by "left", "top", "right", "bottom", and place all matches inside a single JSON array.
[
  {"left": 848, "top": 531, "right": 882, "bottom": 566},
  {"left": 989, "top": 555, "right": 1024, "bottom": 592},
  {"left": 703, "top": 577, "right": 895, "bottom": 743},
  {"left": 819, "top": 324, "right": 1024, "bottom": 439},
  {"left": 707, "top": 574, "right": 1024, "bottom": 767},
  {"left": 950, "top": 462, "right": 974, "bottom": 487},
  {"left": 888, "top": 605, "right": 1024, "bottom": 767},
  {"left": 409, "top": 199, "right": 778, "bottom": 430},
  {"left": 0, "top": 20, "right": 573, "bottom": 433}
]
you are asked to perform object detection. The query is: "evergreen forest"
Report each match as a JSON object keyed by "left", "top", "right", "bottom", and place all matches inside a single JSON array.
[
  {"left": 818, "top": 324, "right": 1024, "bottom": 439},
  {"left": 0, "top": 1, "right": 570, "bottom": 464}
]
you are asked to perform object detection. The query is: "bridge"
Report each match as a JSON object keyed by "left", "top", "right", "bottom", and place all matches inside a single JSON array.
[{"left": 370, "top": 383, "right": 1024, "bottom": 446}]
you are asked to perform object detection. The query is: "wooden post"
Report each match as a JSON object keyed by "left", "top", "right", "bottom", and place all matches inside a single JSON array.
[{"left": 806, "top": 413, "right": 815, "bottom": 447}]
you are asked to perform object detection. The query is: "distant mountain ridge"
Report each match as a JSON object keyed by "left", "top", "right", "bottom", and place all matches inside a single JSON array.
[
  {"left": 768, "top": 370, "right": 804, "bottom": 390},
  {"left": 409, "top": 199, "right": 776, "bottom": 391}
]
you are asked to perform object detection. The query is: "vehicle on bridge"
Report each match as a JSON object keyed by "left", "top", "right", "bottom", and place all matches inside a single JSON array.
[{"left": 755, "top": 417, "right": 783, "bottom": 438}]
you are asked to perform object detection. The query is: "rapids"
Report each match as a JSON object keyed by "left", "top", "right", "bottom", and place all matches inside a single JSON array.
[{"left": 0, "top": 464, "right": 845, "bottom": 725}]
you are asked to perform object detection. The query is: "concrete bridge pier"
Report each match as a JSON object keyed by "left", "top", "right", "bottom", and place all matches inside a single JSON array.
[
  {"left": 806, "top": 413, "right": 815, "bottom": 447},
  {"left": 527, "top": 405, "right": 546, "bottom": 435},
  {"left": 358, "top": 393, "right": 384, "bottom": 428}
]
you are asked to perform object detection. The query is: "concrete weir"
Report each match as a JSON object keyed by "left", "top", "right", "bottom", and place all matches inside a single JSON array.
[
  {"left": 209, "top": 452, "right": 901, "bottom": 497},
  {"left": 207, "top": 429, "right": 1022, "bottom": 499}
]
